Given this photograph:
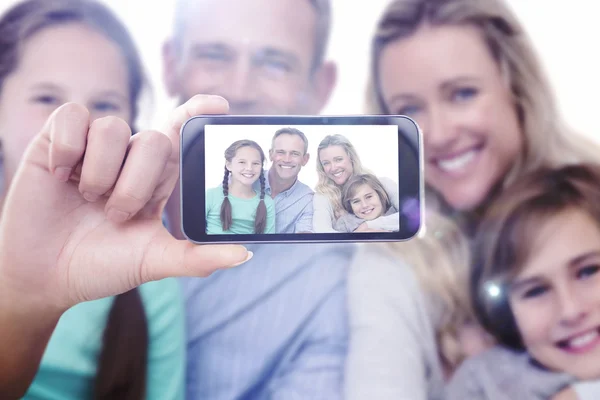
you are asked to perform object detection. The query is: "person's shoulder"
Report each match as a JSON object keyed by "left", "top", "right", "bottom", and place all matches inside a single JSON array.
[
  {"left": 454, "top": 345, "right": 531, "bottom": 382},
  {"left": 205, "top": 186, "right": 222, "bottom": 199},
  {"left": 352, "top": 243, "right": 413, "bottom": 274},
  {"left": 349, "top": 243, "right": 423, "bottom": 292},
  {"left": 138, "top": 278, "right": 184, "bottom": 314},
  {"left": 263, "top": 194, "right": 275, "bottom": 206},
  {"left": 295, "top": 179, "right": 314, "bottom": 195}
]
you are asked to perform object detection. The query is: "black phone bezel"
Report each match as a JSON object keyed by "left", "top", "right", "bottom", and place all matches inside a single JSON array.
[{"left": 179, "top": 115, "right": 424, "bottom": 244}]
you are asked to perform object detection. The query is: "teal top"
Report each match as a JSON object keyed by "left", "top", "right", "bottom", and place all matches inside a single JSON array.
[
  {"left": 23, "top": 278, "right": 185, "bottom": 400},
  {"left": 205, "top": 186, "right": 276, "bottom": 234}
]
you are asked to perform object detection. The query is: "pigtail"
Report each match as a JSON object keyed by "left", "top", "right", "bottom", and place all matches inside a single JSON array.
[
  {"left": 94, "top": 289, "right": 148, "bottom": 400},
  {"left": 254, "top": 169, "right": 267, "bottom": 234},
  {"left": 220, "top": 166, "right": 233, "bottom": 231}
]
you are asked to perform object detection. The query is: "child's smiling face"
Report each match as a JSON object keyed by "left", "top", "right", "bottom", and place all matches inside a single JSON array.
[
  {"left": 509, "top": 208, "right": 600, "bottom": 380},
  {"left": 348, "top": 183, "right": 384, "bottom": 221}
]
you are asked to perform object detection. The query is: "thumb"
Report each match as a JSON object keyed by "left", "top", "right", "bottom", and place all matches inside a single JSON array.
[{"left": 141, "top": 231, "right": 252, "bottom": 282}]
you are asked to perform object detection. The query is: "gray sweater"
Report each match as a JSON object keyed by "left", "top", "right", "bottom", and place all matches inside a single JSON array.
[
  {"left": 445, "top": 346, "right": 574, "bottom": 399},
  {"left": 344, "top": 244, "right": 593, "bottom": 400}
]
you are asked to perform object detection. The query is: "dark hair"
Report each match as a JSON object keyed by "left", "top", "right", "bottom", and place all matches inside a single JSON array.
[
  {"left": 0, "top": 1, "right": 149, "bottom": 398},
  {"left": 220, "top": 140, "right": 268, "bottom": 233},
  {"left": 271, "top": 127, "right": 309, "bottom": 154},
  {"left": 342, "top": 173, "right": 391, "bottom": 216},
  {"left": 471, "top": 163, "right": 600, "bottom": 350}
]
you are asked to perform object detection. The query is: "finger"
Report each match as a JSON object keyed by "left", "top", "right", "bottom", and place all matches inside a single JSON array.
[
  {"left": 104, "top": 130, "right": 172, "bottom": 222},
  {"left": 47, "top": 103, "right": 91, "bottom": 182},
  {"left": 78, "top": 117, "right": 131, "bottom": 202},
  {"left": 146, "top": 95, "right": 230, "bottom": 214},
  {"left": 140, "top": 232, "right": 253, "bottom": 282},
  {"left": 161, "top": 94, "right": 229, "bottom": 142}
]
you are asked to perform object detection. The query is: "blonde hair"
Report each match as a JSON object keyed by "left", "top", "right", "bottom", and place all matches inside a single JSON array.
[
  {"left": 315, "top": 134, "right": 370, "bottom": 218},
  {"left": 366, "top": 0, "right": 600, "bottom": 372}
]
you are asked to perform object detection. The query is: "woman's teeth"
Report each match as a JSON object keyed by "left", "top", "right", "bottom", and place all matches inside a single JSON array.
[
  {"left": 564, "top": 330, "right": 600, "bottom": 349},
  {"left": 437, "top": 149, "right": 477, "bottom": 171}
]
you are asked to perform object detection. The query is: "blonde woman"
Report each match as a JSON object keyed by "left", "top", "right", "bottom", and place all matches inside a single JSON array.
[
  {"left": 345, "top": 0, "right": 600, "bottom": 399},
  {"left": 312, "top": 134, "right": 400, "bottom": 232}
]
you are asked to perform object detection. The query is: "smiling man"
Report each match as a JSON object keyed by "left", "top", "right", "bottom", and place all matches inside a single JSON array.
[
  {"left": 264, "top": 127, "right": 313, "bottom": 233},
  {"left": 161, "top": 1, "right": 355, "bottom": 399}
]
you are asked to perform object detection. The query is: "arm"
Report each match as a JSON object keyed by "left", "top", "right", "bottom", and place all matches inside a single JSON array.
[
  {"left": 344, "top": 245, "right": 443, "bottom": 400},
  {"left": 141, "top": 279, "right": 186, "bottom": 400},
  {"left": 335, "top": 213, "right": 365, "bottom": 233},
  {"left": 0, "top": 284, "right": 63, "bottom": 399},
  {"left": 293, "top": 194, "right": 314, "bottom": 233},
  {"left": 569, "top": 380, "right": 600, "bottom": 399},
  {"left": 267, "top": 284, "right": 348, "bottom": 400},
  {"left": 0, "top": 97, "right": 251, "bottom": 399},
  {"left": 266, "top": 198, "right": 276, "bottom": 233},
  {"left": 312, "top": 193, "right": 337, "bottom": 233}
]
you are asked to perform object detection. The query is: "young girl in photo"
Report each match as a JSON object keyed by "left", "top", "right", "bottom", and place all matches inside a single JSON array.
[
  {"left": 206, "top": 140, "right": 275, "bottom": 234},
  {"left": 447, "top": 163, "right": 600, "bottom": 399},
  {"left": 335, "top": 173, "right": 399, "bottom": 232}
]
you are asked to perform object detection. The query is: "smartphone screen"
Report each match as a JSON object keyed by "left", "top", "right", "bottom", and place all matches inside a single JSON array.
[{"left": 180, "top": 115, "right": 423, "bottom": 243}]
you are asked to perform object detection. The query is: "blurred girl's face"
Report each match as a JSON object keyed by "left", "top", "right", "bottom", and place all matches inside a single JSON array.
[
  {"left": 509, "top": 209, "right": 600, "bottom": 380},
  {"left": 378, "top": 24, "right": 523, "bottom": 211},
  {"left": 0, "top": 23, "right": 131, "bottom": 188}
]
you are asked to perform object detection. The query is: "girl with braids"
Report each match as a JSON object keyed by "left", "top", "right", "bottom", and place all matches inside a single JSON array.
[
  {"left": 0, "top": 1, "right": 185, "bottom": 399},
  {"left": 345, "top": 0, "right": 600, "bottom": 399},
  {"left": 205, "top": 140, "right": 275, "bottom": 234}
]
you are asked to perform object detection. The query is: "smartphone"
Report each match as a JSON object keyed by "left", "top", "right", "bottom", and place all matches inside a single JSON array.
[{"left": 179, "top": 115, "right": 424, "bottom": 244}]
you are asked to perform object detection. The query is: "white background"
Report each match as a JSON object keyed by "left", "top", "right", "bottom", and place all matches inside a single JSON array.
[
  {"left": 203, "top": 124, "right": 399, "bottom": 190},
  {"left": 0, "top": 0, "right": 598, "bottom": 141}
]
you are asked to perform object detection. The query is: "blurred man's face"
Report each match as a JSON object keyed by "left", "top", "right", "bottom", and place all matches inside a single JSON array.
[{"left": 164, "top": 0, "right": 335, "bottom": 115}]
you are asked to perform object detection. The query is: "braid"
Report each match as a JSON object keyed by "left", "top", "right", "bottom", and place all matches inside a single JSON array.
[
  {"left": 254, "top": 169, "right": 268, "bottom": 234},
  {"left": 220, "top": 166, "right": 232, "bottom": 231}
]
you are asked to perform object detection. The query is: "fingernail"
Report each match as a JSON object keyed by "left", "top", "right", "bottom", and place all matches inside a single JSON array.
[
  {"left": 231, "top": 251, "right": 253, "bottom": 267},
  {"left": 82, "top": 192, "right": 99, "bottom": 202},
  {"left": 54, "top": 167, "right": 72, "bottom": 182},
  {"left": 107, "top": 207, "right": 130, "bottom": 223}
]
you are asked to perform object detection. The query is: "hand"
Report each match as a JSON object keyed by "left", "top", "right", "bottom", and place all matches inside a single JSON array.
[
  {"left": 354, "top": 223, "right": 389, "bottom": 233},
  {"left": 552, "top": 387, "right": 579, "bottom": 400},
  {"left": 354, "top": 222, "right": 369, "bottom": 232},
  {"left": 0, "top": 95, "right": 251, "bottom": 313}
]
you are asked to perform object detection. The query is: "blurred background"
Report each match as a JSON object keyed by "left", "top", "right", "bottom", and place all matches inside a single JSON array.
[{"left": 1, "top": 0, "right": 598, "bottom": 140}]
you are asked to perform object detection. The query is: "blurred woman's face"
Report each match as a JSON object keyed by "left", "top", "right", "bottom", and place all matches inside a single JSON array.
[
  {"left": 378, "top": 24, "right": 523, "bottom": 211},
  {"left": 0, "top": 23, "right": 131, "bottom": 189},
  {"left": 509, "top": 209, "right": 600, "bottom": 380},
  {"left": 319, "top": 145, "right": 354, "bottom": 186}
]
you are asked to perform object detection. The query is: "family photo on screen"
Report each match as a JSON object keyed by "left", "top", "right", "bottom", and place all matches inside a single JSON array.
[{"left": 204, "top": 126, "right": 402, "bottom": 234}]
